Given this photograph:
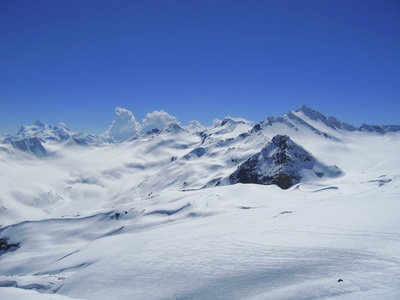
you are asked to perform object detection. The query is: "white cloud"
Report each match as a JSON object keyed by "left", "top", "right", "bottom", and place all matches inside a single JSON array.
[
  {"left": 141, "top": 110, "right": 178, "bottom": 133},
  {"left": 212, "top": 119, "right": 223, "bottom": 127},
  {"left": 184, "top": 120, "right": 205, "bottom": 132},
  {"left": 104, "top": 107, "right": 140, "bottom": 141}
]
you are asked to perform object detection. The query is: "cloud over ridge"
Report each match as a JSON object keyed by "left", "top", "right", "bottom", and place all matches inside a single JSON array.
[
  {"left": 104, "top": 108, "right": 182, "bottom": 141},
  {"left": 141, "top": 110, "right": 178, "bottom": 133},
  {"left": 104, "top": 107, "right": 141, "bottom": 141}
]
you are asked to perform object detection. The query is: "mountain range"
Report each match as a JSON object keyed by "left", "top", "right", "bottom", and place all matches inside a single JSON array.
[
  {"left": 2, "top": 105, "right": 400, "bottom": 148},
  {"left": 0, "top": 105, "right": 399, "bottom": 299}
]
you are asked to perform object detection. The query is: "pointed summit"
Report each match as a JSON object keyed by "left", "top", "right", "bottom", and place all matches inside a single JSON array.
[
  {"left": 34, "top": 120, "right": 48, "bottom": 128},
  {"left": 220, "top": 117, "right": 250, "bottom": 127},
  {"left": 295, "top": 104, "right": 320, "bottom": 116},
  {"left": 161, "top": 123, "right": 188, "bottom": 134},
  {"left": 294, "top": 105, "right": 334, "bottom": 126}
]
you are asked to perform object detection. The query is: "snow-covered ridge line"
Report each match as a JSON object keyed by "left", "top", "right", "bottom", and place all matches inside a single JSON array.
[
  {"left": 2, "top": 105, "right": 399, "bottom": 146},
  {"left": 1, "top": 120, "right": 112, "bottom": 146},
  {"left": 1, "top": 104, "right": 399, "bottom": 162}
]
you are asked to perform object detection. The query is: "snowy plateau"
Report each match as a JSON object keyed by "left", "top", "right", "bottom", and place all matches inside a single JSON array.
[{"left": 0, "top": 105, "right": 400, "bottom": 300}]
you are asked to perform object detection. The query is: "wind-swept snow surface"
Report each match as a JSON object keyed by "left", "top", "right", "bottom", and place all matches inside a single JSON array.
[{"left": 1, "top": 106, "right": 400, "bottom": 299}]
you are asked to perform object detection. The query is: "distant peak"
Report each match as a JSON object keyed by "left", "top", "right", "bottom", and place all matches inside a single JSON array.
[
  {"left": 360, "top": 124, "right": 400, "bottom": 134},
  {"left": 221, "top": 117, "right": 249, "bottom": 126},
  {"left": 293, "top": 105, "right": 333, "bottom": 125},
  {"left": 58, "top": 122, "right": 68, "bottom": 129},
  {"left": 168, "top": 123, "right": 183, "bottom": 130},
  {"left": 296, "top": 104, "right": 311, "bottom": 111},
  {"left": 34, "top": 120, "right": 48, "bottom": 128},
  {"left": 220, "top": 117, "right": 236, "bottom": 126},
  {"left": 162, "top": 123, "right": 187, "bottom": 134},
  {"left": 295, "top": 105, "right": 320, "bottom": 116}
]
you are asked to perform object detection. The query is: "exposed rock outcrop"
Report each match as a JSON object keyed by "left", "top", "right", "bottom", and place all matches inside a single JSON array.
[{"left": 228, "top": 135, "right": 342, "bottom": 189}]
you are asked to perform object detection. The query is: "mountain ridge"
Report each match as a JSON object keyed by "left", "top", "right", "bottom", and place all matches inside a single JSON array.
[{"left": 1, "top": 105, "right": 399, "bottom": 148}]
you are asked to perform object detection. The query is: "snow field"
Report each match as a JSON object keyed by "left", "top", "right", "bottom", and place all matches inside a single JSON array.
[
  {"left": 1, "top": 180, "right": 400, "bottom": 299},
  {"left": 1, "top": 106, "right": 400, "bottom": 299}
]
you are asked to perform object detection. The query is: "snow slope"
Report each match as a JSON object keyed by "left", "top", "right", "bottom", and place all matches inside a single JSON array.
[{"left": 1, "top": 106, "right": 400, "bottom": 299}]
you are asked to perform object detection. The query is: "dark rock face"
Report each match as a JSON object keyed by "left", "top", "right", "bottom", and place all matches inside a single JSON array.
[
  {"left": 0, "top": 237, "right": 20, "bottom": 255},
  {"left": 146, "top": 128, "right": 160, "bottom": 135},
  {"left": 11, "top": 137, "right": 47, "bottom": 157},
  {"left": 234, "top": 158, "right": 259, "bottom": 184},
  {"left": 183, "top": 147, "right": 206, "bottom": 159},
  {"left": 272, "top": 174, "right": 293, "bottom": 190},
  {"left": 229, "top": 135, "right": 340, "bottom": 189},
  {"left": 251, "top": 123, "right": 261, "bottom": 133}
]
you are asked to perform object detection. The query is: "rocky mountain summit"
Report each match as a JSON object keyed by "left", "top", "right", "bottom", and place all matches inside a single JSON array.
[{"left": 226, "top": 135, "right": 342, "bottom": 189}]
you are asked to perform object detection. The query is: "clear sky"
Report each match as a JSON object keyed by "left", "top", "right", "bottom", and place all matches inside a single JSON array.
[{"left": 1, "top": 0, "right": 399, "bottom": 135}]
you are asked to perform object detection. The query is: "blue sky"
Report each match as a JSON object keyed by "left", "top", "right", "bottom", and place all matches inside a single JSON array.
[{"left": 1, "top": 0, "right": 399, "bottom": 134}]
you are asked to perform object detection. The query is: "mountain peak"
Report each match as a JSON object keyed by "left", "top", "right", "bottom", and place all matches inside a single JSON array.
[
  {"left": 295, "top": 105, "right": 328, "bottom": 122},
  {"left": 221, "top": 117, "right": 237, "bottom": 126},
  {"left": 296, "top": 104, "right": 312, "bottom": 113},
  {"left": 291, "top": 105, "right": 357, "bottom": 132},
  {"left": 34, "top": 120, "right": 49, "bottom": 128},
  {"left": 220, "top": 117, "right": 250, "bottom": 127},
  {"left": 3, "top": 119, "right": 111, "bottom": 150},
  {"left": 161, "top": 123, "right": 187, "bottom": 134}
]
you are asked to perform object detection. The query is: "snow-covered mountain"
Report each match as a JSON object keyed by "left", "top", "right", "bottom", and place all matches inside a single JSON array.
[
  {"left": 263, "top": 105, "right": 400, "bottom": 136},
  {"left": 1, "top": 120, "right": 112, "bottom": 156},
  {"left": 1, "top": 105, "right": 400, "bottom": 300}
]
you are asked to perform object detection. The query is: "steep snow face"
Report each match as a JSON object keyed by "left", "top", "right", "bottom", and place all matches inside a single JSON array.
[
  {"left": 11, "top": 137, "right": 47, "bottom": 157},
  {"left": 293, "top": 105, "right": 355, "bottom": 131},
  {"left": 226, "top": 135, "right": 342, "bottom": 189},
  {"left": 260, "top": 105, "right": 400, "bottom": 143}
]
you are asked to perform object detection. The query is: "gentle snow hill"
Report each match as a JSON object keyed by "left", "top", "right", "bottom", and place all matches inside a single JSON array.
[{"left": 1, "top": 105, "right": 400, "bottom": 299}]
